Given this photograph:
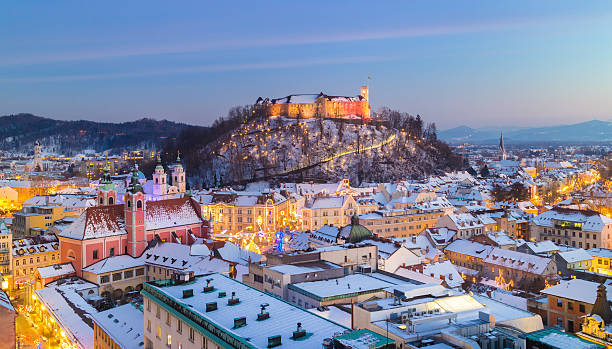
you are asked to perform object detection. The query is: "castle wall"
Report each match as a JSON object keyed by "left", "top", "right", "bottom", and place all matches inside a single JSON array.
[{"left": 263, "top": 99, "right": 369, "bottom": 119}]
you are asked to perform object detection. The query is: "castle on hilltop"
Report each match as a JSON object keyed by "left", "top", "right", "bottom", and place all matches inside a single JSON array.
[{"left": 255, "top": 86, "right": 371, "bottom": 121}]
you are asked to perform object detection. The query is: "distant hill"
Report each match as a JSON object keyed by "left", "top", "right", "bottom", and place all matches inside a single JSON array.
[
  {"left": 0, "top": 113, "right": 203, "bottom": 155},
  {"left": 438, "top": 120, "right": 612, "bottom": 143}
]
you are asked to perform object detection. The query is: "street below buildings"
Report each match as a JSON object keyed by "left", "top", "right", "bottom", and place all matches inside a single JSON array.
[{"left": 16, "top": 313, "right": 49, "bottom": 349}]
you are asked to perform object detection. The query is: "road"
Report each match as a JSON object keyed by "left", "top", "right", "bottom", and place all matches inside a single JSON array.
[{"left": 16, "top": 314, "right": 49, "bottom": 349}]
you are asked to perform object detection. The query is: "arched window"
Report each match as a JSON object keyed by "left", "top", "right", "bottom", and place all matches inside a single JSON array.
[
  {"left": 108, "top": 197, "right": 114, "bottom": 205},
  {"left": 137, "top": 200, "right": 142, "bottom": 209},
  {"left": 99, "top": 197, "right": 103, "bottom": 204},
  {"left": 127, "top": 200, "right": 131, "bottom": 208},
  {"left": 155, "top": 178, "right": 158, "bottom": 184}
]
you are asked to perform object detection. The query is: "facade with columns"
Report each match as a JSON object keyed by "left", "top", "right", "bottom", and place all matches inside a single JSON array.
[{"left": 58, "top": 167, "right": 208, "bottom": 276}]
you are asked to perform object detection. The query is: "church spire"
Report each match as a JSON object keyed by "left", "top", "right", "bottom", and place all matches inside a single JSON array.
[{"left": 499, "top": 132, "right": 506, "bottom": 161}]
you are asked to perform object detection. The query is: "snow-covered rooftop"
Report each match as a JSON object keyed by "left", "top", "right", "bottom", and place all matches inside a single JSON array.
[
  {"left": 91, "top": 303, "right": 145, "bottom": 349},
  {"left": 144, "top": 273, "right": 348, "bottom": 349}
]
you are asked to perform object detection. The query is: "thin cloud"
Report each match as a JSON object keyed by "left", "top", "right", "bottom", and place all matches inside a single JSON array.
[
  {"left": 0, "top": 14, "right": 585, "bottom": 67},
  {"left": 0, "top": 55, "right": 398, "bottom": 83}
]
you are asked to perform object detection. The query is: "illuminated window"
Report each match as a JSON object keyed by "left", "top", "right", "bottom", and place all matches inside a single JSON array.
[{"left": 167, "top": 334, "right": 172, "bottom": 346}]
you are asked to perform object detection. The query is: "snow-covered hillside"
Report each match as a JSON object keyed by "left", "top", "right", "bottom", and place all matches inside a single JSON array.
[{"left": 192, "top": 117, "right": 460, "bottom": 187}]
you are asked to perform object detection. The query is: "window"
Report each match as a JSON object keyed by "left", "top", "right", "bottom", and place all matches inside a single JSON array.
[
  {"left": 557, "top": 317, "right": 563, "bottom": 327},
  {"left": 202, "top": 336, "right": 208, "bottom": 349},
  {"left": 156, "top": 327, "right": 161, "bottom": 339},
  {"left": 567, "top": 302, "right": 573, "bottom": 310},
  {"left": 93, "top": 250, "right": 98, "bottom": 259},
  {"left": 177, "top": 319, "right": 182, "bottom": 333},
  {"left": 147, "top": 320, "right": 151, "bottom": 332},
  {"left": 109, "top": 248, "right": 115, "bottom": 257},
  {"left": 166, "top": 311, "right": 171, "bottom": 325},
  {"left": 189, "top": 328, "right": 195, "bottom": 342},
  {"left": 557, "top": 299, "right": 562, "bottom": 307},
  {"left": 124, "top": 270, "right": 133, "bottom": 278},
  {"left": 108, "top": 197, "right": 114, "bottom": 204},
  {"left": 136, "top": 268, "right": 145, "bottom": 276},
  {"left": 113, "top": 272, "right": 122, "bottom": 281},
  {"left": 127, "top": 200, "right": 131, "bottom": 208},
  {"left": 137, "top": 200, "right": 143, "bottom": 209},
  {"left": 579, "top": 304, "right": 585, "bottom": 312},
  {"left": 100, "top": 275, "right": 110, "bottom": 284},
  {"left": 156, "top": 306, "right": 160, "bottom": 319},
  {"left": 167, "top": 334, "right": 172, "bottom": 347}
]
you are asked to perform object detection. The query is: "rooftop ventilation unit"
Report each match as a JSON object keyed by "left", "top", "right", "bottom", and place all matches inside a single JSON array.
[
  {"left": 233, "top": 317, "right": 247, "bottom": 329},
  {"left": 257, "top": 303, "right": 270, "bottom": 321},
  {"left": 267, "top": 335, "right": 282, "bottom": 348},
  {"left": 204, "top": 278, "right": 214, "bottom": 293},
  {"left": 182, "top": 289, "right": 194, "bottom": 298},
  {"left": 205, "top": 302, "right": 217, "bottom": 312},
  {"left": 228, "top": 292, "right": 240, "bottom": 306},
  {"left": 292, "top": 322, "right": 306, "bottom": 339}
]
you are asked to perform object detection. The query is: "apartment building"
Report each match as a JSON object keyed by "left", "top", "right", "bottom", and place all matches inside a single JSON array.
[
  {"left": 13, "top": 204, "right": 76, "bottom": 237},
  {"left": 541, "top": 279, "right": 607, "bottom": 333},
  {"left": 532, "top": 207, "right": 612, "bottom": 250},
  {"left": 301, "top": 194, "right": 378, "bottom": 231},
  {"left": 142, "top": 273, "right": 353, "bottom": 349},
  {"left": 200, "top": 191, "right": 293, "bottom": 233},
  {"left": 12, "top": 234, "right": 60, "bottom": 290},
  {"left": 92, "top": 303, "right": 145, "bottom": 349},
  {"left": 358, "top": 207, "right": 445, "bottom": 238}
]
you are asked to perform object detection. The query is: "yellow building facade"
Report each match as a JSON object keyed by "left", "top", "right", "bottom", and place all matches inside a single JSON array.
[{"left": 202, "top": 191, "right": 296, "bottom": 233}]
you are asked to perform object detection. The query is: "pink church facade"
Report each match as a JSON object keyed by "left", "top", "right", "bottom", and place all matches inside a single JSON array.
[{"left": 58, "top": 195, "right": 208, "bottom": 277}]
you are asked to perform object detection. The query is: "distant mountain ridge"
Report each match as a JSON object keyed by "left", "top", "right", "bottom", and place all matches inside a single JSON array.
[
  {"left": 438, "top": 120, "right": 612, "bottom": 143},
  {"left": 0, "top": 113, "right": 203, "bottom": 155}
]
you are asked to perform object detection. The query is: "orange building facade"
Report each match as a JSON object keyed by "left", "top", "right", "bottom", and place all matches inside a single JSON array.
[{"left": 255, "top": 86, "right": 371, "bottom": 120}]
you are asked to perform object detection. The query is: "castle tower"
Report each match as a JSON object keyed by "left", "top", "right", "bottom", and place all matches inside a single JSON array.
[
  {"left": 97, "top": 166, "right": 117, "bottom": 206},
  {"left": 171, "top": 153, "right": 186, "bottom": 193},
  {"left": 152, "top": 155, "right": 167, "bottom": 197},
  {"left": 33, "top": 140, "right": 43, "bottom": 171},
  {"left": 360, "top": 86, "right": 369, "bottom": 102},
  {"left": 360, "top": 86, "right": 371, "bottom": 120},
  {"left": 499, "top": 132, "right": 507, "bottom": 161},
  {"left": 125, "top": 167, "right": 146, "bottom": 257}
]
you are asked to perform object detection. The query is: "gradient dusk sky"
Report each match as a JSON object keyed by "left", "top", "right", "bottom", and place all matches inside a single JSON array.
[{"left": 2, "top": 1, "right": 612, "bottom": 129}]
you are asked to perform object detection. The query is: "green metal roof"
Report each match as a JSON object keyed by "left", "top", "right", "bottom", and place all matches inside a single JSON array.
[{"left": 333, "top": 329, "right": 394, "bottom": 349}]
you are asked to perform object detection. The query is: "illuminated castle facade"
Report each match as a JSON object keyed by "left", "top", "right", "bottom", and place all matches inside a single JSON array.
[{"left": 255, "top": 86, "right": 371, "bottom": 120}]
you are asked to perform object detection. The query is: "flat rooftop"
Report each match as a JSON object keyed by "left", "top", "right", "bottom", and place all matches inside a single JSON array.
[
  {"left": 143, "top": 273, "right": 349, "bottom": 349},
  {"left": 288, "top": 272, "right": 409, "bottom": 301}
]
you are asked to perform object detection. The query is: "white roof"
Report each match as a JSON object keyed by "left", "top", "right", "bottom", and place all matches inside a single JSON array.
[
  {"left": 525, "top": 240, "right": 559, "bottom": 254},
  {"left": 35, "top": 280, "right": 98, "bottom": 349},
  {"left": 422, "top": 261, "right": 464, "bottom": 288},
  {"left": 37, "top": 262, "right": 75, "bottom": 279},
  {"left": 557, "top": 249, "right": 592, "bottom": 263},
  {"left": 533, "top": 208, "right": 612, "bottom": 233},
  {"left": 91, "top": 304, "right": 145, "bottom": 349},
  {"left": 542, "top": 279, "right": 612, "bottom": 304},
  {"left": 444, "top": 240, "right": 493, "bottom": 259},
  {"left": 145, "top": 273, "right": 348, "bottom": 349},
  {"left": 268, "top": 261, "right": 339, "bottom": 275},
  {"left": 83, "top": 254, "right": 144, "bottom": 274},
  {"left": 290, "top": 273, "right": 399, "bottom": 299},
  {"left": 484, "top": 248, "right": 552, "bottom": 274}
]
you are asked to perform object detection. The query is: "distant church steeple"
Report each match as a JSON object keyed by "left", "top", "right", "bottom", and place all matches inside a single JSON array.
[{"left": 499, "top": 132, "right": 506, "bottom": 161}]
